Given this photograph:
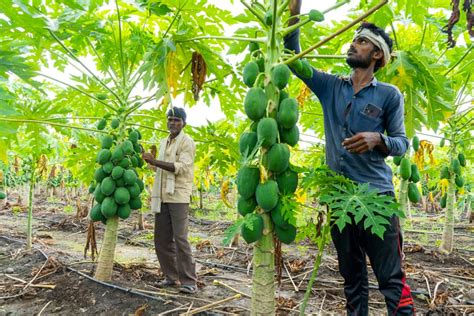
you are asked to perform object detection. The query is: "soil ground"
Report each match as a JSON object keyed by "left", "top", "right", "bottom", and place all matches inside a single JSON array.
[{"left": 0, "top": 191, "right": 473, "bottom": 315}]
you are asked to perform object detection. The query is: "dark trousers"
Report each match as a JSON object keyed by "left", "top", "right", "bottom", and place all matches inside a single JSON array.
[
  {"left": 154, "top": 203, "right": 196, "bottom": 286},
  {"left": 331, "top": 194, "right": 414, "bottom": 315}
]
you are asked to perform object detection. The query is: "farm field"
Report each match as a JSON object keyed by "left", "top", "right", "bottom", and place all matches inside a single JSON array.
[{"left": 1, "top": 191, "right": 473, "bottom": 315}]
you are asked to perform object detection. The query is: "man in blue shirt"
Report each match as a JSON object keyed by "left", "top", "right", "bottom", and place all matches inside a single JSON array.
[{"left": 285, "top": 1, "right": 414, "bottom": 315}]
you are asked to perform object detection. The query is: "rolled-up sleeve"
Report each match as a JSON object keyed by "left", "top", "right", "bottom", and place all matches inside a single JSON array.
[
  {"left": 174, "top": 137, "right": 195, "bottom": 176},
  {"left": 284, "top": 29, "right": 337, "bottom": 104},
  {"left": 381, "top": 90, "right": 409, "bottom": 157}
]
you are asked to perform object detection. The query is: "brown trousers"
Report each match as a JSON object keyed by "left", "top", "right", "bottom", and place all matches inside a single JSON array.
[{"left": 154, "top": 203, "right": 196, "bottom": 286}]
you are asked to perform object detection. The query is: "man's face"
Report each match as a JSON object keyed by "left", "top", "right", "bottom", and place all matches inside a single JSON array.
[
  {"left": 167, "top": 116, "right": 184, "bottom": 137},
  {"left": 346, "top": 36, "right": 380, "bottom": 69}
]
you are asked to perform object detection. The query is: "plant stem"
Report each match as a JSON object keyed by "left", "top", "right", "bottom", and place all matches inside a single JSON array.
[
  {"left": 439, "top": 169, "right": 456, "bottom": 253},
  {"left": 277, "top": 0, "right": 290, "bottom": 17},
  {"left": 284, "top": 0, "right": 389, "bottom": 65},
  {"left": 127, "top": 123, "right": 167, "bottom": 134},
  {"left": 0, "top": 117, "right": 107, "bottom": 133},
  {"left": 48, "top": 30, "right": 123, "bottom": 103},
  {"left": 94, "top": 216, "right": 119, "bottom": 281},
  {"left": 177, "top": 35, "right": 266, "bottom": 43},
  {"left": 26, "top": 160, "right": 36, "bottom": 250},
  {"left": 281, "top": 18, "right": 311, "bottom": 37},
  {"left": 444, "top": 45, "right": 473, "bottom": 76},
  {"left": 240, "top": 0, "right": 266, "bottom": 25},
  {"left": 85, "top": 37, "right": 121, "bottom": 88},
  {"left": 390, "top": 22, "right": 399, "bottom": 50},
  {"left": 299, "top": 211, "right": 331, "bottom": 315},
  {"left": 251, "top": 213, "right": 275, "bottom": 315},
  {"left": 38, "top": 74, "right": 117, "bottom": 112},
  {"left": 305, "top": 54, "right": 346, "bottom": 59},
  {"left": 44, "top": 116, "right": 102, "bottom": 121},
  {"left": 321, "top": 0, "right": 350, "bottom": 14},
  {"left": 399, "top": 178, "right": 410, "bottom": 226},
  {"left": 115, "top": 0, "right": 127, "bottom": 89},
  {"left": 163, "top": 6, "right": 183, "bottom": 38}
]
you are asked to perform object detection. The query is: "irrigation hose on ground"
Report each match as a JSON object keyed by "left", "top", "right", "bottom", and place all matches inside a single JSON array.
[
  {"left": 0, "top": 235, "right": 436, "bottom": 298},
  {"left": 0, "top": 235, "right": 167, "bottom": 304}
]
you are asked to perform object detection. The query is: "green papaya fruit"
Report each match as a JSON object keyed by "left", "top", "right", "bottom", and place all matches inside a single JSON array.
[
  {"left": 451, "top": 158, "right": 461, "bottom": 176},
  {"left": 243, "top": 62, "right": 259, "bottom": 87},
  {"left": 271, "top": 64, "right": 291, "bottom": 90},
  {"left": 408, "top": 183, "right": 420, "bottom": 203},
  {"left": 412, "top": 135, "right": 420, "bottom": 152},
  {"left": 455, "top": 175, "right": 464, "bottom": 188},
  {"left": 458, "top": 153, "right": 466, "bottom": 167},
  {"left": 440, "top": 193, "right": 447, "bottom": 208},
  {"left": 97, "top": 119, "right": 107, "bottom": 130},
  {"left": 249, "top": 41, "right": 260, "bottom": 53},
  {"left": 440, "top": 166, "right": 450, "bottom": 180},
  {"left": 264, "top": 11, "right": 273, "bottom": 26},
  {"left": 410, "top": 164, "right": 420, "bottom": 183},
  {"left": 393, "top": 156, "right": 403, "bottom": 166},
  {"left": 308, "top": 9, "right": 324, "bottom": 22},
  {"left": 399, "top": 158, "right": 411, "bottom": 180}
]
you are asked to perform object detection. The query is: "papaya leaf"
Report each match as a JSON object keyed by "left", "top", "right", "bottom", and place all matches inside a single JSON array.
[{"left": 222, "top": 217, "right": 244, "bottom": 246}]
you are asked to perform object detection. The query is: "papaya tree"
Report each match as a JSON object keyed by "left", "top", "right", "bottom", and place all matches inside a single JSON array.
[
  {"left": 0, "top": 0, "right": 237, "bottom": 281},
  {"left": 437, "top": 77, "right": 472, "bottom": 254},
  {"left": 194, "top": 0, "right": 404, "bottom": 313},
  {"left": 0, "top": 82, "right": 74, "bottom": 248}
]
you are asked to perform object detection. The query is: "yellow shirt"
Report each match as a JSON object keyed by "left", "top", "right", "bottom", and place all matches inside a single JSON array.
[{"left": 160, "top": 133, "right": 195, "bottom": 203}]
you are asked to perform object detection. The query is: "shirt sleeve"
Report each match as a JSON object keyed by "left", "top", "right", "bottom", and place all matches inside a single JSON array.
[
  {"left": 174, "top": 137, "right": 196, "bottom": 176},
  {"left": 284, "top": 28, "right": 337, "bottom": 102},
  {"left": 380, "top": 89, "right": 409, "bottom": 157}
]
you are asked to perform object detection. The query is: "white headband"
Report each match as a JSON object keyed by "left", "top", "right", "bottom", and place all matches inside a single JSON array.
[{"left": 354, "top": 28, "right": 391, "bottom": 66}]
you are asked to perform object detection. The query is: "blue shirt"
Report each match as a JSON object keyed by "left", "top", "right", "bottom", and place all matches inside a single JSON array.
[{"left": 285, "top": 29, "right": 409, "bottom": 193}]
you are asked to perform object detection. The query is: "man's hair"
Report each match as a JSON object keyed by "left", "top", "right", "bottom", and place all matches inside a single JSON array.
[
  {"left": 356, "top": 22, "right": 393, "bottom": 72},
  {"left": 167, "top": 106, "right": 187, "bottom": 123}
]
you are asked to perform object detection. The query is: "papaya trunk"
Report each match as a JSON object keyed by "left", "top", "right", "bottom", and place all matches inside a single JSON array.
[
  {"left": 137, "top": 211, "right": 144, "bottom": 230},
  {"left": 26, "top": 166, "right": 36, "bottom": 250},
  {"left": 399, "top": 178, "right": 410, "bottom": 226},
  {"left": 199, "top": 189, "right": 203, "bottom": 209},
  {"left": 251, "top": 213, "right": 275, "bottom": 315},
  {"left": 439, "top": 175, "right": 456, "bottom": 253},
  {"left": 94, "top": 216, "right": 119, "bottom": 281}
]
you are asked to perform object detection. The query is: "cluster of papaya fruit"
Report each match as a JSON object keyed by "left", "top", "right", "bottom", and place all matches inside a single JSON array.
[
  {"left": 439, "top": 152, "right": 466, "bottom": 208},
  {"left": 394, "top": 136, "right": 422, "bottom": 203},
  {"left": 236, "top": 43, "right": 309, "bottom": 245},
  {"left": 89, "top": 118, "right": 145, "bottom": 224}
]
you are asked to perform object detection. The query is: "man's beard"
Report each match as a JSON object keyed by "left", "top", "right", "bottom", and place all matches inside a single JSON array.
[{"left": 346, "top": 50, "right": 374, "bottom": 69}]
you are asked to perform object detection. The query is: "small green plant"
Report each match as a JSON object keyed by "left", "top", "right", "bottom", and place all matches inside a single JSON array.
[
  {"left": 188, "top": 235, "right": 204, "bottom": 245},
  {"left": 63, "top": 205, "right": 75, "bottom": 214},
  {"left": 12, "top": 206, "right": 22, "bottom": 215}
]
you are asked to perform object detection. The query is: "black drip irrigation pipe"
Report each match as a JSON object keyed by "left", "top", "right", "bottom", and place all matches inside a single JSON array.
[
  {"left": 0, "top": 235, "right": 167, "bottom": 303},
  {"left": 195, "top": 258, "right": 251, "bottom": 273},
  {"left": 0, "top": 238, "right": 442, "bottom": 298}
]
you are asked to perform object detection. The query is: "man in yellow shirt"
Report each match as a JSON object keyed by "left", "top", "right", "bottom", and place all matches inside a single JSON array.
[{"left": 142, "top": 107, "right": 197, "bottom": 294}]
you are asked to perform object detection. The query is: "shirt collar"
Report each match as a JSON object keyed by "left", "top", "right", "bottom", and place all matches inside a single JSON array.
[{"left": 341, "top": 76, "right": 378, "bottom": 87}]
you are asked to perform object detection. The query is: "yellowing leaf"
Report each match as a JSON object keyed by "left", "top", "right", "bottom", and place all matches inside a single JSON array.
[
  {"left": 166, "top": 51, "right": 179, "bottom": 98},
  {"left": 220, "top": 180, "right": 233, "bottom": 208},
  {"left": 295, "top": 188, "right": 307, "bottom": 204},
  {"left": 0, "top": 140, "right": 8, "bottom": 165},
  {"left": 440, "top": 179, "right": 449, "bottom": 195}
]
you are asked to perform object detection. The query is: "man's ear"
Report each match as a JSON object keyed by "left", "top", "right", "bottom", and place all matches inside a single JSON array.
[{"left": 373, "top": 48, "right": 383, "bottom": 62}]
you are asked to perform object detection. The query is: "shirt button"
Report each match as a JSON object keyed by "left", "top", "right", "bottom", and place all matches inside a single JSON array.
[{"left": 340, "top": 157, "right": 344, "bottom": 161}]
